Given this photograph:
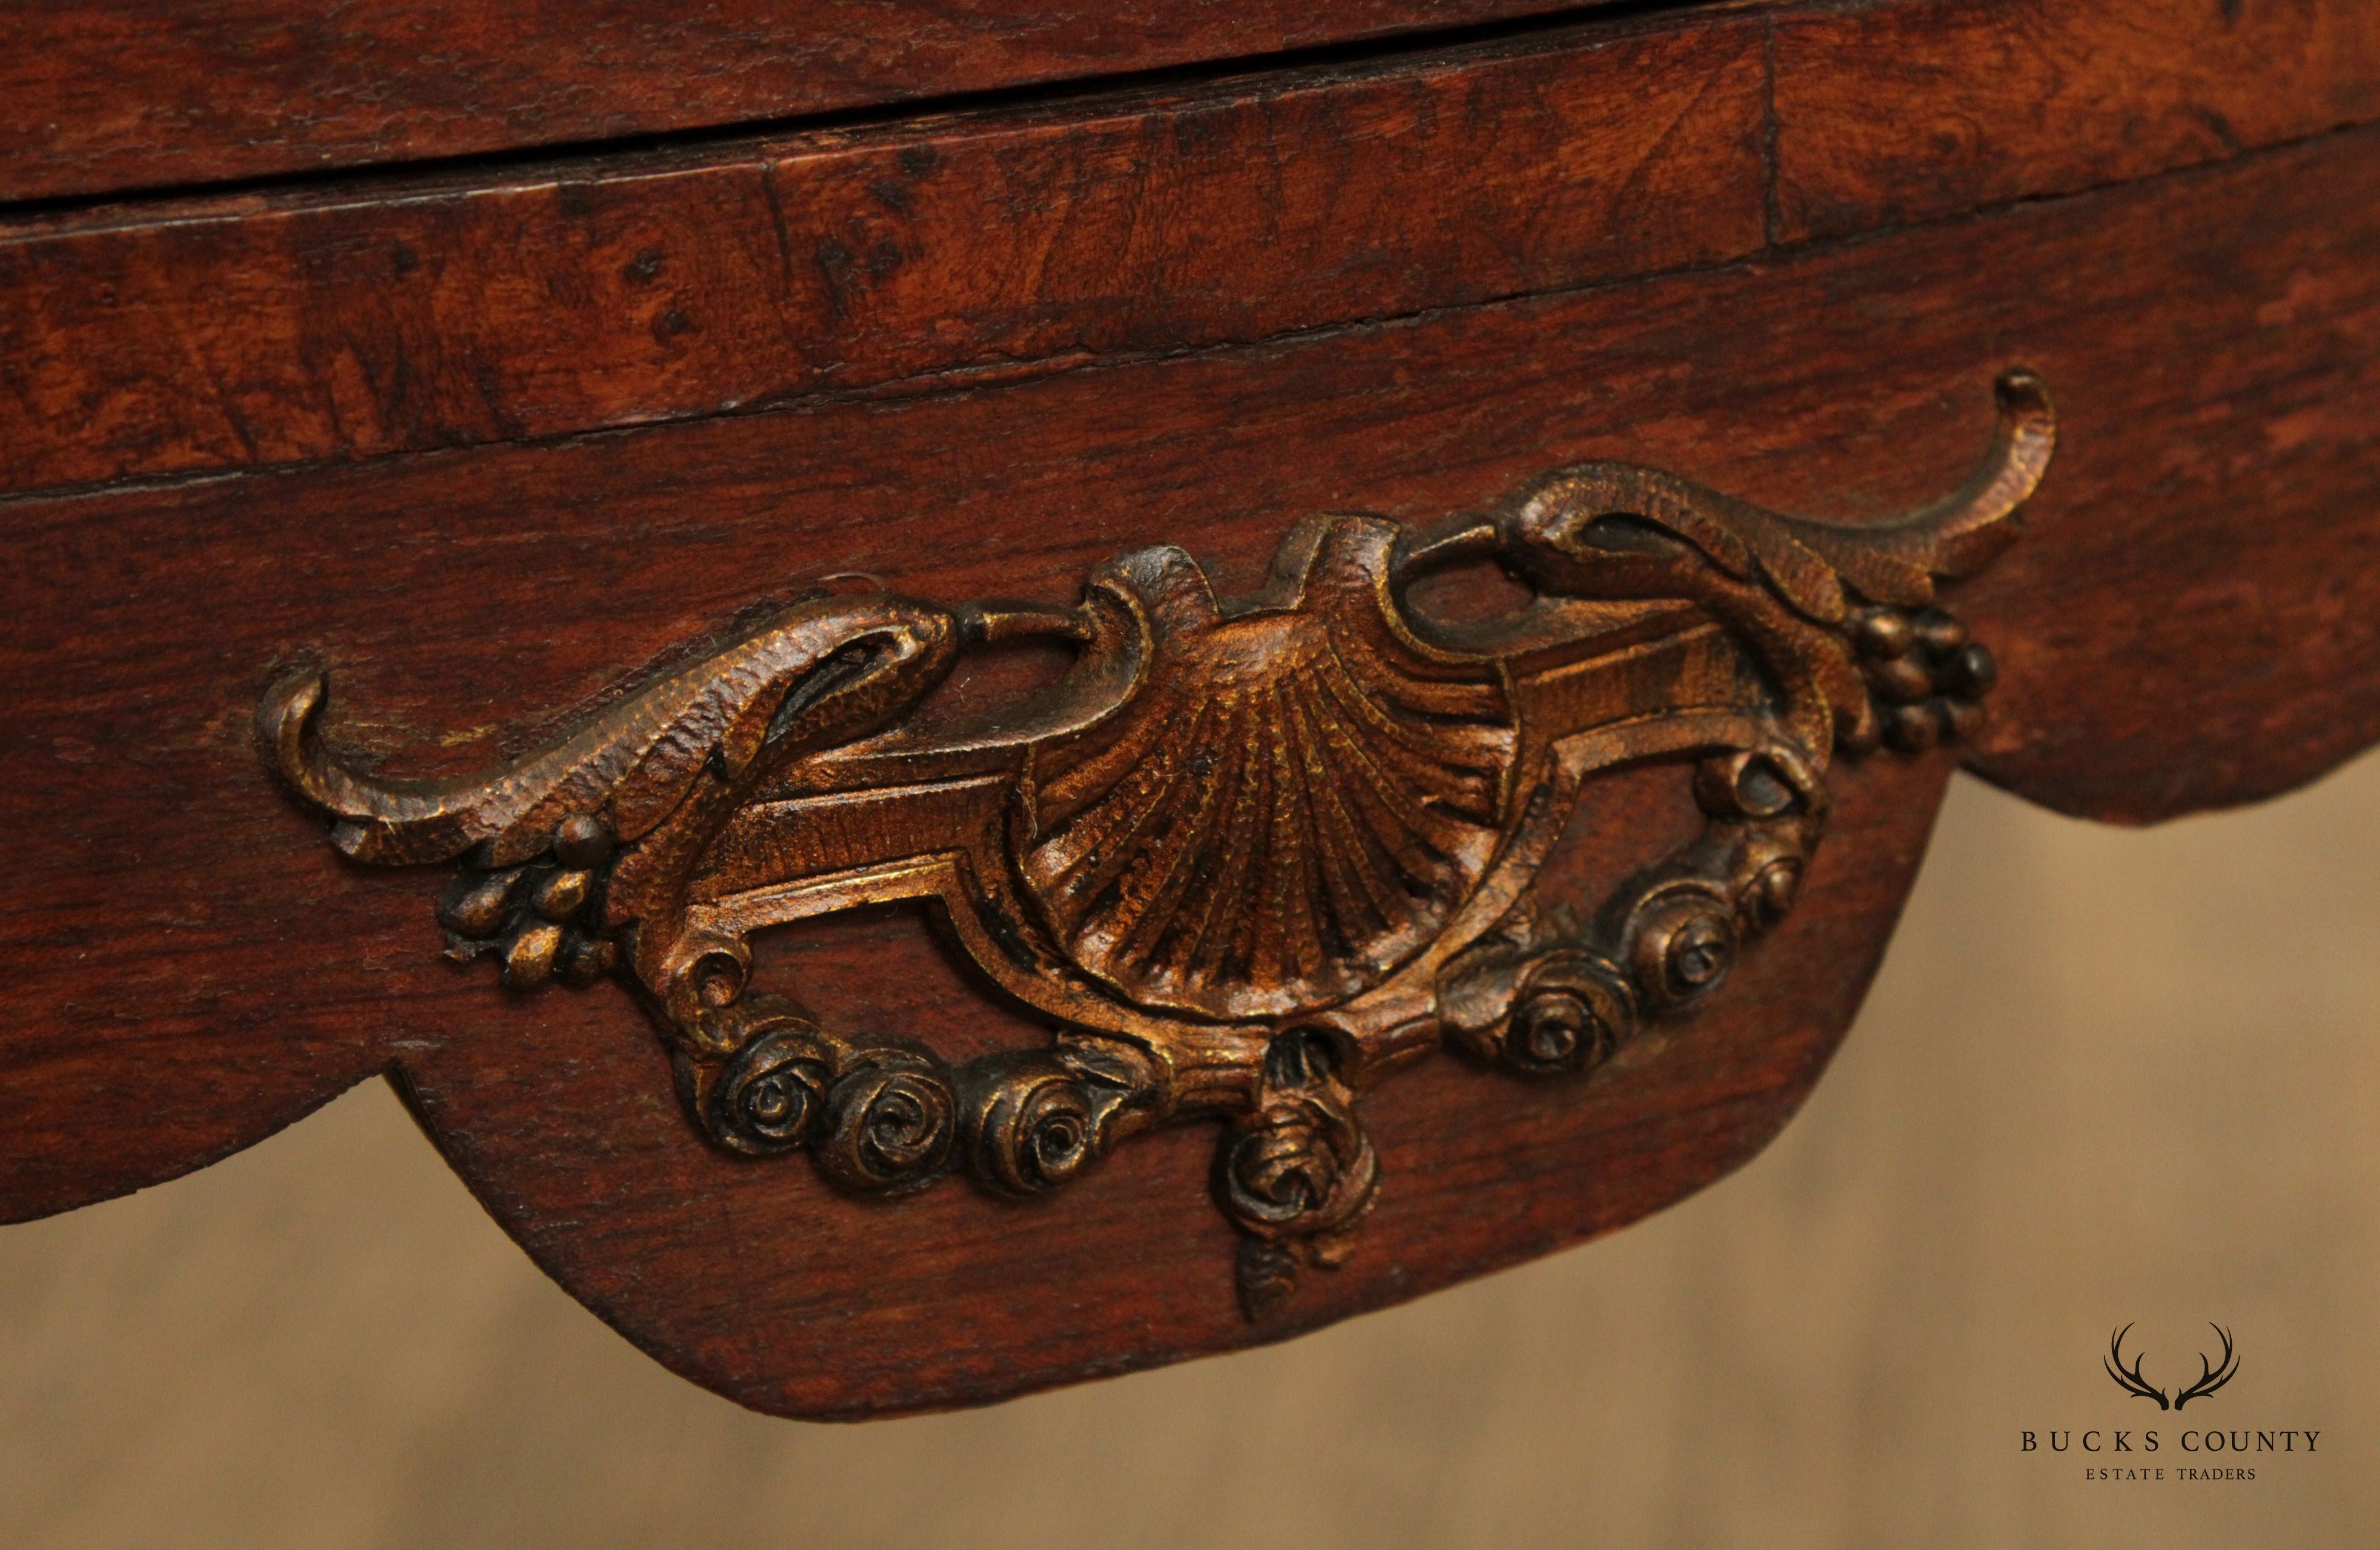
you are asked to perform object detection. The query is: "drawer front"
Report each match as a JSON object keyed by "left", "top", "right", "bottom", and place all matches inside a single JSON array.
[
  {"left": 0, "top": 0, "right": 1634, "bottom": 202},
  {"left": 4, "top": 1, "right": 2378, "bottom": 1417}
]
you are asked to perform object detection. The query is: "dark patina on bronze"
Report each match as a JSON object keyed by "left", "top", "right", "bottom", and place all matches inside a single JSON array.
[{"left": 260, "top": 372, "right": 2052, "bottom": 1318}]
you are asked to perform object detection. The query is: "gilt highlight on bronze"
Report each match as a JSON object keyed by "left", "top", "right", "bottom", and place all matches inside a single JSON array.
[{"left": 261, "top": 372, "right": 2051, "bottom": 1318}]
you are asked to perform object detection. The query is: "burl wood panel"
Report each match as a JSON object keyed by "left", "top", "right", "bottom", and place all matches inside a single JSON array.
[
  {"left": 16, "top": 0, "right": 2380, "bottom": 502},
  {"left": 19, "top": 0, "right": 2380, "bottom": 502},
  {"left": 3, "top": 125, "right": 2374, "bottom": 1413},
  {"left": 0, "top": 0, "right": 1621, "bottom": 205},
  {"left": 1772, "top": 0, "right": 2380, "bottom": 242},
  {"left": 0, "top": 18, "right": 1766, "bottom": 496}
]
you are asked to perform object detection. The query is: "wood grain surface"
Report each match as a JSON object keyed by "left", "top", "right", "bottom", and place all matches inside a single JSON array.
[
  {"left": 0, "top": 17, "right": 1767, "bottom": 495},
  {"left": 14, "top": 0, "right": 2380, "bottom": 500},
  {"left": 1772, "top": 0, "right": 2380, "bottom": 242},
  {"left": 5, "top": 108, "right": 2377, "bottom": 1411},
  {"left": 0, "top": 0, "right": 1622, "bottom": 204},
  {"left": 16, "top": 0, "right": 2378, "bottom": 213}
]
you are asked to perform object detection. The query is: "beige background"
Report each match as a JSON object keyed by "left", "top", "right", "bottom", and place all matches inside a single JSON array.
[{"left": 4, "top": 755, "right": 2375, "bottom": 1548}]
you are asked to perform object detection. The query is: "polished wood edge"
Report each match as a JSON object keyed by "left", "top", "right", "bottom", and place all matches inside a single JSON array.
[{"left": 7, "top": 0, "right": 2375, "bottom": 498}]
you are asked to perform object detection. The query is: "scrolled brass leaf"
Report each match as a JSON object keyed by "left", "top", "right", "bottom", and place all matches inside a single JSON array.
[{"left": 263, "top": 372, "right": 2054, "bottom": 1316}]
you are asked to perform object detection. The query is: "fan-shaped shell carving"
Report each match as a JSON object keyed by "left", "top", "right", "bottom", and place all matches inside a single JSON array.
[{"left": 1016, "top": 518, "right": 1516, "bottom": 1022}]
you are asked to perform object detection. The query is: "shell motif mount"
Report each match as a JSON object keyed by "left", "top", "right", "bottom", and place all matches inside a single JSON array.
[
  {"left": 260, "top": 371, "right": 2054, "bottom": 1319},
  {"left": 1016, "top": 526, "right": 1517, "bottom": 1025}
]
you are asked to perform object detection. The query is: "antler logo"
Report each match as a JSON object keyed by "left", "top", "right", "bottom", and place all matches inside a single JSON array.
[{"left": 2105, "top": 1324, "right": 2241, "bottom": 1410}]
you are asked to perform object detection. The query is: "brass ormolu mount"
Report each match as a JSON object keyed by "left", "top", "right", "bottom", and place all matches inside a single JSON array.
[{"left": 262, "top": 373, "right": 2053, "bottom": 1317}]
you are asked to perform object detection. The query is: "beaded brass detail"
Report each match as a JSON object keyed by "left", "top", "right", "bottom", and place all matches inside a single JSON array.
[{"left": 262, "top": 372, "right": 2051, "bottom": 1316}]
